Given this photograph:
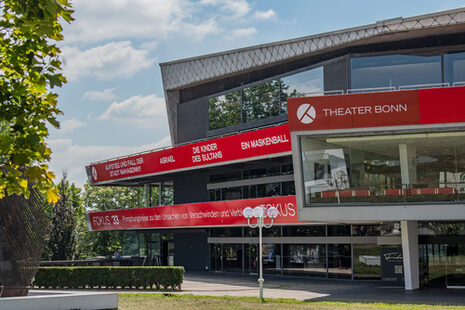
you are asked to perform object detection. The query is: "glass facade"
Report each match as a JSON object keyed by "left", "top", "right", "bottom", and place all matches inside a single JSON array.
[
  {"left": 353, "top": 244, "right": 381, "bottom": 280},
  {"left": 351, "top": 55, "right": 442, "bottom": 89},
  {"left": 300, "top": 131, "right": 465, "bottom": 205},
  {"left": 283, "top": 244, "right": 326, "bottom": 277},
  {"left": 444, "top": 52, "right": 465, "bottom": 85},
  {"left": 207, "top": 224, "right": 400, "bottom": 279},
  {"left": 350, "top": 52, "right": 465, "bottom": 90},
  {"left": 208, "top": 67, "right": 323, "bottom": 130},
  {"left": 209, "top": 163, "right": 295, "bottom": 201},
  {"left": 122, "top": 231, "right": 174, "bottom": 266}
]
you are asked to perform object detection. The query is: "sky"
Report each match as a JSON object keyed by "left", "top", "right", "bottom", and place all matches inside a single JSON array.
[{"left": 48, "top": 0, "right": 465, "bottom": 187}]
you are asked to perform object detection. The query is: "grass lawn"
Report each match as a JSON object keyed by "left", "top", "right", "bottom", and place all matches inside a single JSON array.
[{"left": 118, "top": 293, "right": 465, "bottom": 310}]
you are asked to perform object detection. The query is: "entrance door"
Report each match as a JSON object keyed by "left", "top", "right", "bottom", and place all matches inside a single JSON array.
[
  {"left": 210, "top": 244, "right": 222, "bottom": 272},
  {"left": 245, "top": 244, "right": 258, "bottom": 274},
  {"left": 222, "top": 244, "right": 242, "bottom": 272},
  {"left": 147, "top": 241, "right": 160, "bottom": 266},
  {"left": 446, "top": 244, "right": 465, "bottom": 288}
]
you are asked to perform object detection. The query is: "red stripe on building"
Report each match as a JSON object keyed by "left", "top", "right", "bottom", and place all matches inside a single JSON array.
[
  {"left": 88, "top": 124, "right": 291, "bottom": 184},
  {"left": 287, "top": 86, "right": 465, "bottom": 132},
  {"left": 86, "top": 196, "right": 298, "bottom": 231}
]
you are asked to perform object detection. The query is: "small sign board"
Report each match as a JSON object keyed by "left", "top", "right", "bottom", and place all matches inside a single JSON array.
[{"left": 381, "top": 247, "right": 404, "bottom": 286}]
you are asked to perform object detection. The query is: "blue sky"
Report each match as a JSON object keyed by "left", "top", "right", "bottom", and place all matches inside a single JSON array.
[{"left": 48, "top": 0, "right": 465, "bottom": 186}]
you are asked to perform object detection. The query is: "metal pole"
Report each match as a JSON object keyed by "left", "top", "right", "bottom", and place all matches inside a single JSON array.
[{"left": 258, "top": 216, "right": 264, "bottom": 301}]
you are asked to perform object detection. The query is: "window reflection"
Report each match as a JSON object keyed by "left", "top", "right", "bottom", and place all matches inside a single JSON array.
[
  {"left": 351, "top": 55, "right": 442, "bottom": 89},
  {"left": 208, "top": 67, "right": 323, "bottom": 130},
  {"left": 283, "top": 244, "right": 326, "bottom": 277},
  {"left": 444, "top": 52, "right": 465, "bottom": 85}
]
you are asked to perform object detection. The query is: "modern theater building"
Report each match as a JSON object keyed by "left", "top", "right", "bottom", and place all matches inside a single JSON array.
[{"left": 86, "top": 8, "right": 465, "bottom": 290}]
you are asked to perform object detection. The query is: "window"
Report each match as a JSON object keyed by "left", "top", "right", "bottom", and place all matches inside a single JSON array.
[
  {"left": 353, "top": 244, "right": 381, "bottom": 280},
  {"left": 351, "top": 55, "right": 442, "bottom": 89},
  {"left": 283, "top": 226, "right": 325, "bottom": 237},
  {"left": 161, "top": 180, "right": 174, "bottom": 205},
  {"left": 300, "top": 131, "right": 465, "bottom": 205},
  {"left": 208, "top": 67, "right": 323, "bottom": 130},
  {"left": 282, "top": 67, "right": 324, "bottom": 98},
  {"left": 444, "top": 52, "right": 465, "bottom": 85},
  {"left": 208, "top": 91, "right": 241, "bottom": 130},
  {"left": 242, "top": 80, "right": 283, "bottom": 122},
  {"left": 283, "top": 244, "right": 326, "bottom": 277}
]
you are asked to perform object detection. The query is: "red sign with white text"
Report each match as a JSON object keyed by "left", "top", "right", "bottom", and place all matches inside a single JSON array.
[
  {"left": 287, "top": 86, "right": 465, "bottom": 131},
  {"left": 88, "top": 124, "right": 291, "bottom": 184},
  {"left": 86, "top": 196, "right": 298, "bottom": 231}
]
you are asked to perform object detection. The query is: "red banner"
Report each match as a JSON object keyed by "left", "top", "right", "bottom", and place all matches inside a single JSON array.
[
  {"left": 88, "top": 124, "right": 291, "bottom": 184},
  {"left": 287, "top": 86, "right": 465, "bottom": 132},
  {"left": 86, "top": 196, "right": 298, "bottom": 231}
]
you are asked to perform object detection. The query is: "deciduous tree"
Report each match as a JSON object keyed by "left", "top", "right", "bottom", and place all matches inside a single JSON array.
[{"left": 0, "top": 0, "right": 73, "bottom": 202}]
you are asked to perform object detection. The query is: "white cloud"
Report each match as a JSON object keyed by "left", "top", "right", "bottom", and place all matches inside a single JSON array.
[
  {"left": 48, "top": 136, "right": 171, "bottom": 187},
  {"left": 139, "top": 40, "right": 159, "bottom": 51},
  {"left": 99, "top": 94, "right": 167, "bottom": 128},
  {"left": 83, "top": 88, "right": 118, "bottom": 101},
  {"left": 230, "top": 27, "right": 257, "bottom": 38},
  {"left": 253, "top": 9, "right": 276, "bottom": 20},
  {"left": 62, "top": 41, "right": 153, "bottom": 81},
  {"left": 200, "top": 0, "right": 250, "bottom": 17},
  {"left": 60, "top": 118, "right": 86, "bottom": 133},
  {"left": 64, "top": 0, "right": 220, "bottom": 43}
]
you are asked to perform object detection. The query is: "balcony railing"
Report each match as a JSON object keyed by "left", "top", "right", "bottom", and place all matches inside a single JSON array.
[{"left": 302, "top": 81, "right": 465, "bottom": 96}]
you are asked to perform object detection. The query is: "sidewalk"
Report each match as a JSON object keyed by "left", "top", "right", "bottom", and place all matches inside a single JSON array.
[{"left": 176, "top": 272, "right": 465, "bottom": 305}]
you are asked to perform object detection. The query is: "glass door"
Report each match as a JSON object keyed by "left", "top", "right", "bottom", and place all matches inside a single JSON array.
[
  {"left": 222, "top": 244, "right": 242, "bottom": 272},
  {"left": 446, "top": 244, "right": 465, "bottom": 288},
  {"left": 210, "top": 244, "right": 223, "bottom": 272},
  {"left": 147, "top": 241, "right": 160, "bottom": 266},
  {"left": 245, "top": 244, "right": 258, "bottom": 274}
]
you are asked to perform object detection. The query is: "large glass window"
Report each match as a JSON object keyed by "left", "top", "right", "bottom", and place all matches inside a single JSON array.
[
  {"left": 208, "top": 91, "right": 242, "bottom": 130},
  {"left": 283, "top": 244, "right": 326, "bottom": 277},
  {"left": 444, "top": 52, "right": 465, "bottom": 85},
  {"left": 208, "top": 67, "right": 323, "bottom": 130},
  {"left": 283, "top": 226, "right": 325, "bottom": 237},
  {"left": 122, "top": 231, "right": 139, "bottom": 256},
  {"left": 353, "top": 244, "right": 381, "bottom": 280},
  {"left": 282, "top": 67, "right": 324, "bottom": 98},
  {"left": 242, "top": 80, "right": 284, "bottom": 122},
  {"left": 351, "top": 55, "right": 442, "bottom": 89},
  {"left": 328, "top": 244, "right": 352, "bottom": 279},
  {"left": 301, "top": 131, "right": 465, "bottom": 205}
]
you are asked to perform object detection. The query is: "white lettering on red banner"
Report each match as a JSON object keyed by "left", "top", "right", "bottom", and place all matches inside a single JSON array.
[
  {"left": 88, "top": 124, "right": 291, "bottom": 184},
  {"left": 288, "top": 86, "right": 465, "bottom": 132},
  {"left": 86, "top": 196, "right": 299, "bottom": 231}
]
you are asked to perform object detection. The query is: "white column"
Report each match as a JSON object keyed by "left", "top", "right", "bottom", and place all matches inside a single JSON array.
[{"left": 401, "top": 220, "right": 419, "bottom": 290}]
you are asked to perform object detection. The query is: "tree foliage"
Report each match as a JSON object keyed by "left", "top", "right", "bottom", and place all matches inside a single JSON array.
[
  {"left": 43, "top": 171, "right": 81, "bottom": 260},
  {"left": 0, "top": 0, "right": 73, "bottom": 202}
]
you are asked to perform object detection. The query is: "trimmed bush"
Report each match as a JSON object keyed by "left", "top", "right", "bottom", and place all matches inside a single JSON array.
[{"left": 33, "top": 267, "right": 184, "bottom": 290}]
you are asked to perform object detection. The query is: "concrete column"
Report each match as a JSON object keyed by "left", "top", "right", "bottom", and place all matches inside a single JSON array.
[{"left": 401, "top": 220, "right": 419, "bottom": 290}]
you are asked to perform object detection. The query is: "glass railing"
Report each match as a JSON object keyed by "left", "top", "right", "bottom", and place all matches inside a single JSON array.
[{"left": 311, "top": 81, "right": 465, "bottom": 96}]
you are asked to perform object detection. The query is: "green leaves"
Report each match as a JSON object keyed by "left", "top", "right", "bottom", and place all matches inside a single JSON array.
[{"left": 0, "top": 0, "right": 73, "bottom": 201}]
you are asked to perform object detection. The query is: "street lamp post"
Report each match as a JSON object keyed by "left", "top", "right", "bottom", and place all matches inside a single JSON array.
[{"left": 243, "top": 206, "right": 279, "bottom": 301}]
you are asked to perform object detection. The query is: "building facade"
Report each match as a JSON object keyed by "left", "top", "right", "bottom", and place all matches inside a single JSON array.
[{"left": 86, "top": 8, "right": 465, "bottom": 289}]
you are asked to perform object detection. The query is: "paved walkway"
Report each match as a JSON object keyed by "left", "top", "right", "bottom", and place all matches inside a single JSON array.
[
  {"left": 29, "top": 272, "right": 465, "bottom": 305},
  {"left": 175, "top": 272, "right": 465, "bottom": 305}
]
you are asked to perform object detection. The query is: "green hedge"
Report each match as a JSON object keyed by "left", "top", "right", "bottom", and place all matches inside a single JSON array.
[{"left": 33, "top": 267, "right": 184, "bottom": 290}]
